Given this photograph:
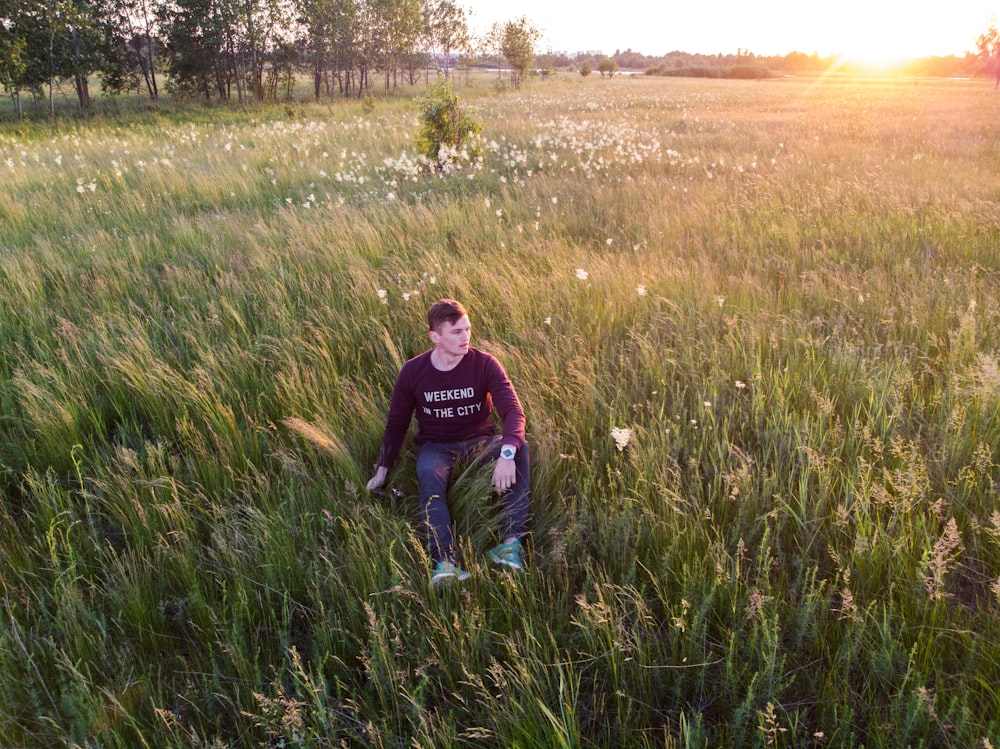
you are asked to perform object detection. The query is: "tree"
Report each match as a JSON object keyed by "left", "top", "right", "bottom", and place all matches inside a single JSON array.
[
  {"left": 478, "top": 21, "right": 503, "bottom": 80},
  {"left": 976, "top": 18, "right": 1000, "bottom": 89},
  {"left": 376, "top": 0, "right": 423, "bottom": 92},
  {"left": 224, "top": 0, "right": 298, "bottom": 103},
  {"left": 158, "top": 0, "right": 227, "bottom": 99},
  {"left": 297, "top": 0, "right": 362, "bottom": 100},
  {"left": 55, "top": 0, "right": 105, "bottom": 110},
  {"left": 1, "top": 0, "right": 160, "bottom": 111},
  {"left": 264, "top": 38, "right": 298, "bottom": 100},
  {"left": 159, "top": 0, "right": 294, "bottom": 103},
  {"left": 499, "top": 16, "right": 537, "bottom": 88},
  {"left": 597, "top": 57, "right": 617, "bottom": 77},
  {"left": 298, "top": 0, "right": 332, "bottom": 100},
  {"left": 95, "top": 0, "right": 160, "bottom": 99},
  {"left": 2, "top": 1, "right": 52, "bottom": 114},
  {"left": 10, "top": 0, "right": 106, "bottom": 115},
  {"left": 423, "top": 0, "right": 467, "bottom": 79},
  {"left": 0, "top": 0, "right": 30, "bottom": 117},
  {"left": 354, "top": 0, "right": 421, "bottom": 96},
  {"left": 578, "top": 59, "right": 592, "bottom": 77}
]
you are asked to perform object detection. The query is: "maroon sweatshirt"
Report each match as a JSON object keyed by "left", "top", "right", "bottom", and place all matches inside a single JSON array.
[{"left": 376, "top": 347, "right": 526, "bottom": 471}]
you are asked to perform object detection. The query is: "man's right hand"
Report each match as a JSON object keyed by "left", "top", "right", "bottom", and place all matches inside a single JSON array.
[{"left": 366, "top": 466, "right": 388, "bottom": 492}]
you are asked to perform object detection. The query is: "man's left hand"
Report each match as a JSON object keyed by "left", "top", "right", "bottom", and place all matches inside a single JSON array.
[{"left": 492, "top": 457, "right": 516, "bottom": 493}]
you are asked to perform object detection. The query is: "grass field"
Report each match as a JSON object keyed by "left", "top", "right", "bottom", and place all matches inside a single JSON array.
[{"left": 1, "top": 72, "right": 999, "bottom": 747}]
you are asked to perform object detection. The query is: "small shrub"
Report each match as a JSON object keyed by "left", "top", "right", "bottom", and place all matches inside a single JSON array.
[
  {"left": 597, "top": 58, "right": 619, "bottom": 77},
  {"left": 661, "top": 65, "right": 722, "bottom": 78},
  {"left": 415, "top": 78, "right": 483, "bottom": 171},
  {"left": 726, "top": 64, "right": 773, "bottom": 79}
]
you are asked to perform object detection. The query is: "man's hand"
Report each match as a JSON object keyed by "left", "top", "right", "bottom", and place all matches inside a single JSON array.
[
  {"left": 367, "top": 466, "right": 388, "bottom": 492},
  {"left": 492, "top": 457, "right": 516, "bottom": 494}
]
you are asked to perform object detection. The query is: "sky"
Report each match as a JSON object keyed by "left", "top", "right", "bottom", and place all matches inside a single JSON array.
[{"left": 461, "top": 0, "right": 998, "bottom": 63}]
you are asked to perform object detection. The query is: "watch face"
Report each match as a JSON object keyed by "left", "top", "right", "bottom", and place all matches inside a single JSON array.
[{"left": 500, "top": 446, "right": 516, "bottom": 460}]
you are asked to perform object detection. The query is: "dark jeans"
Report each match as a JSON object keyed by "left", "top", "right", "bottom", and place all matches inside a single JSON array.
[{"left": 415, "top": 435, "right": 530, "bottom": 563}]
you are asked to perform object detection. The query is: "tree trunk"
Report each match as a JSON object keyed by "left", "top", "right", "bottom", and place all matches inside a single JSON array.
[
  {"left": 140, "top": 0, "right": 159, "bottom": 100},
  {"left": 139, "top": 56, "right": 156, "bottom": 100},
  {"left": 232, "top": 42, "right": 245, "bottom": 104},
  {"left": 48, "top": 27, "right": 55, "bottom": 122},
  {"left": 143, "top": 35, "right": 158, "bottom": 100},
  {"left": 216, "top": 47, "right": 230, "bottom": 100},
  {"left": 148, "top": 61, "right": 158, "bottom": 100},
  {"left": 249, "top": 51, "right": 259, "bottom": 102},
  {"left": 75, "top": 76, "right": 91, "bottom": 109}
]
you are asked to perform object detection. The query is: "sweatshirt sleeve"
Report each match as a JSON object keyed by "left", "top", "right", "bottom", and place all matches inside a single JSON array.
[
  {"left": 376, "top": 365, "right": 416, "bottom": 471},
  {"left": 483, "top": 354, "right": 526, "bottom": 449}
]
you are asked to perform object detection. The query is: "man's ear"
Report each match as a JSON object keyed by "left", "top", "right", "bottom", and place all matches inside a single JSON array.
[{"left": 428, "top": 329, "right": 440, "bottom": 345}]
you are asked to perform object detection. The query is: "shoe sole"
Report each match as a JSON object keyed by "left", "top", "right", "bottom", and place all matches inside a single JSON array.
[
  {"left": 432, "top": 572, "right": 470, "bottom": 584},
  {"left": 489, "top": 553, "right": 523, "bottom": 572}
]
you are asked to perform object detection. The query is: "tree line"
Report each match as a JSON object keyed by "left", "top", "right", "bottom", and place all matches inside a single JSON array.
[
  {"left": 546, "top": 47, "right": 989, "bottom": 81},
  {"left": 0, "top": 0, "right": 540, "bottom": 120}
]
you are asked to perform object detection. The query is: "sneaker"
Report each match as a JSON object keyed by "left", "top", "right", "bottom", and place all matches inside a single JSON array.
[
  {"left": 431, "top": 560, "right": 470, "bottom": 584},
  {"left": 488, "top": 539, "right": 524, "bottom": 572}
]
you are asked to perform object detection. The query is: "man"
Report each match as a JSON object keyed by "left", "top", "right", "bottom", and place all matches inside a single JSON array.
[{"left": 366, "top": 299, "right": 530, "bottom": 583}]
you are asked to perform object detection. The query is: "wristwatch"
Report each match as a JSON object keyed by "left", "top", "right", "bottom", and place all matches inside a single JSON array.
[{"left": 499, "top": 445, "right": 516, "bottom": 460}]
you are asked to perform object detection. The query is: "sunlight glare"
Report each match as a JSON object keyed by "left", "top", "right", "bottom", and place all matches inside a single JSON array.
[{"left": 827, "top": 7, "right": 971, "bottom": 70}]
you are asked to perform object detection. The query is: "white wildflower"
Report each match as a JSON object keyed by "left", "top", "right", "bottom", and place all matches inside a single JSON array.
[{"left": 611, "top": 427, "right": 632, "bottom": 452}]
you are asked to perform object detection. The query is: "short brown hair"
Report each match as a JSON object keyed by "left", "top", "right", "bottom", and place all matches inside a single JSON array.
[{"left": 427, "top": 298, "right": 468, "bottom": 331}]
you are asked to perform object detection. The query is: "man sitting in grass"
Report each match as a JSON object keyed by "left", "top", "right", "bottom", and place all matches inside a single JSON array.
[{"left": 366, "top": 298, "right": 530, "bottom": 584}]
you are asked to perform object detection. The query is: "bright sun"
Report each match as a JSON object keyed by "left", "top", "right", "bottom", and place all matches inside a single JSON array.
[
  {"left": 829, "top": 9, "right": 969, "bottom": 70},
  {"left": 839, "top": 41, "right": 921, "bottom": 69}
]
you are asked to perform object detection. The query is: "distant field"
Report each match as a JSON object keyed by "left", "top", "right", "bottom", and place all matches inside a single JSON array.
[{"left": 1, "top": 74, "right": 998, "bottom": 747}]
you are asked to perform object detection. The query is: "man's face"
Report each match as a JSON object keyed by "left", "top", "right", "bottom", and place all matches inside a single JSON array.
[{"left": 430, "top": 315, "right": 471, "bottom": 358}]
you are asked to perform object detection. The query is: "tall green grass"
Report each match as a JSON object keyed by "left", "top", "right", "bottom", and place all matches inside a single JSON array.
[{"left": 1, "top": 75, "right": 998, "bottom": 747}]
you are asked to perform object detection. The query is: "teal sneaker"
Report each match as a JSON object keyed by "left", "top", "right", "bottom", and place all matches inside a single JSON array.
[
  {"left": 431, "top": 560, "right": 470, "bottom": 584},
  {"left": 488, "top": 539, "right": 524, "bottom": 572}
]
